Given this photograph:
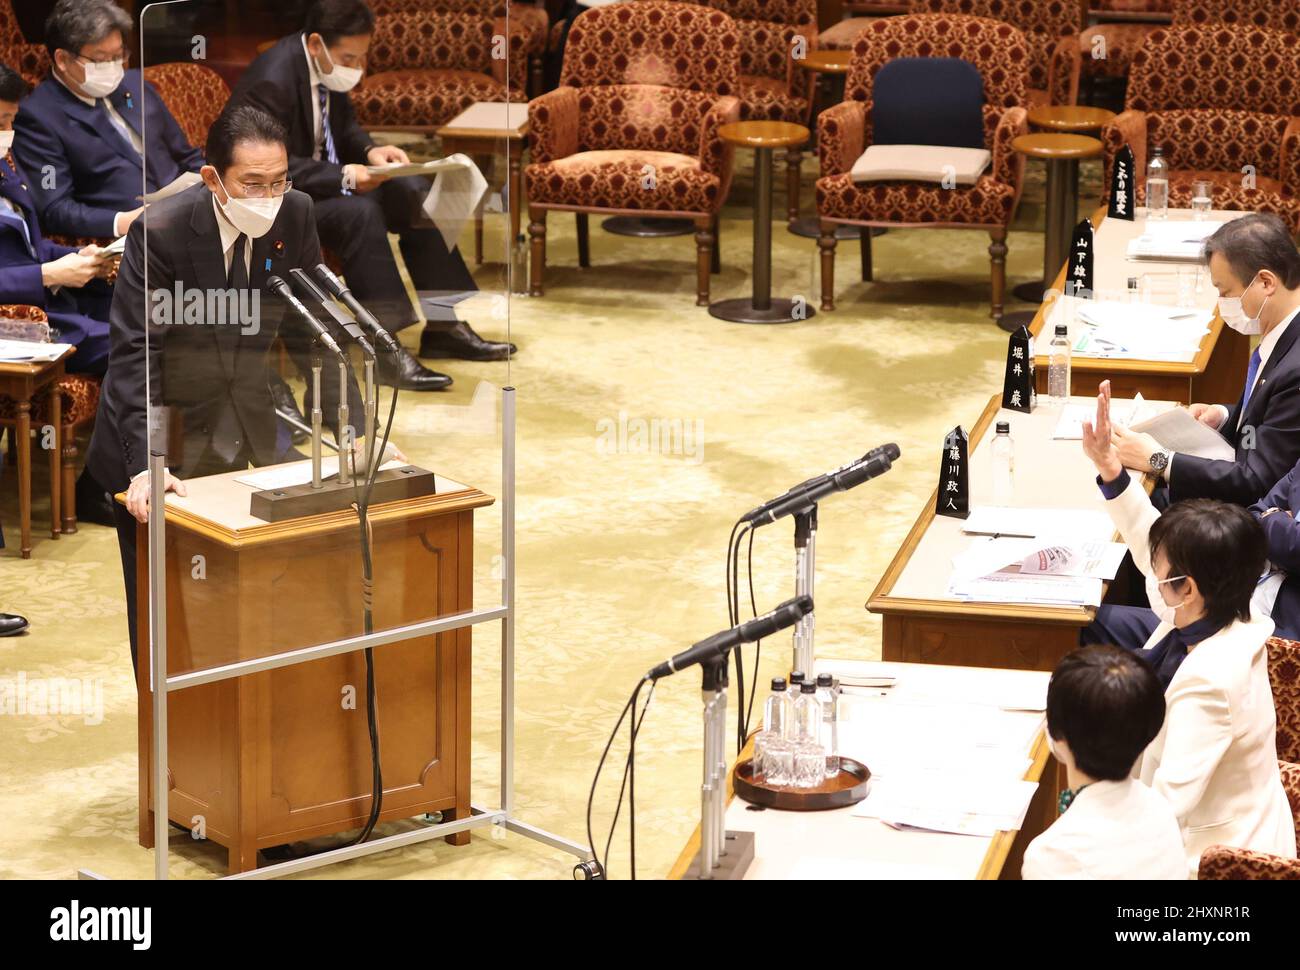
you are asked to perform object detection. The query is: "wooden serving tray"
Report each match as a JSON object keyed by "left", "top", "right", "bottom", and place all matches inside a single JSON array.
[{"left": 733, "top": 756, "right": 871, "bottom": 811}]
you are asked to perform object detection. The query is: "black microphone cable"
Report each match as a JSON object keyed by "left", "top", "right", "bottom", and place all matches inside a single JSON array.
[{"left": 583, "top": 674, "right": 655, "bottom": 879}]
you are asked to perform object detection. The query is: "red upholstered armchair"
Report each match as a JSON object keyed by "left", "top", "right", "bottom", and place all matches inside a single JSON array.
[
  {"left": 1173, "top": 0, "right": 1300, "bottom": 33},
  {"left": 142, "top": 62, "right": 230, "bottom": 149},
  {"left": 814, "top": 14, "right": 1030, "bottom": 320},
  {"left": 821, "top": 2, "right": 914, "bottom": 50},
  {"left": 1100, "top": 26, "right": 1300, "bottom": 235},
  {"left": 910, "top": 0, "right": 1083, "bottom": 107},
  {"left": 525, "top": 1, "right": 742, "bottom": 306},
  {"left": 1079, "top": 0, "right": 1172, "bottom": 83},
  {"left": 371, "top": 0, "right": 550, "bottom": 96},
  {"left": 0, "top": 0, "right": 49, "bottom": 88},
  {"left": 353, "top": 9, "right": 526, "bottom": 132},
  {"left": 1268, "top": 636, "right": 1300, "bottom": 765},
  {"left": 1198, "top": 761, "right": 1300, "bottom": 879}
]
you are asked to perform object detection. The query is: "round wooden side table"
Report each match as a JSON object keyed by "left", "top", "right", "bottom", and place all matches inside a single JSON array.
[{"left": 710, "top": 121, "right": 815, "bottom": 324}]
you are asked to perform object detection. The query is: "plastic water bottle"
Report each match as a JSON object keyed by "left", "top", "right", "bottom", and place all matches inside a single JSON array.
[
  {"left": 815, "top": 673, "right": 840, "bottom": 777},
  {"left": 756, "top": 677, "right": 793, "bottom": 784},
  {"left": 791, "top": 682, "right": 825, "bottom": 788},
  {"left": 1146, "top": 147, "right": 1169, "bottom": 221},
  {"left": 991, "top": 421, "right": 1015, "bottom": 505},
  {"left": 763, "top": 677, "right": 791, "bottom": 738},
  {"left": 1048, "top": 324, "right": 1071, "bottom": 404},
  {"left": 787, "top": 670, "right": 805, "bottom": 705}
]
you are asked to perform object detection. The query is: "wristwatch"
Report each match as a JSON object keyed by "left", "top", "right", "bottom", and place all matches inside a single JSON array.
[{"left": 1148, "top": 449, "right": 1170, "bottom": 474}]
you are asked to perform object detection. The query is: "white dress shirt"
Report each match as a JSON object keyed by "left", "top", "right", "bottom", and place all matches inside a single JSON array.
[
  {"left": 1206, "top": 305, "right": 1300, "bottom": 432},
  {"left": 1022, "top": 778, "right": 1187, "bottom": 879},
  {"left": 301, "top": 35, "right": 325, "bottom": 161}
]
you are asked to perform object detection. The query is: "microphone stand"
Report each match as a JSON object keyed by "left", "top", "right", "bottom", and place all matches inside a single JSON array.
[
  {"left": 337, "top": 360, "right": 352, "bottom": 487},
  {"left": 310, "top": 348, "right": 324, "bottom": 490},
  {"left": 792, "top": 504, "right": 818, "bottom": 677},
  {"left": 684, "top": 653, "right": 755, "bottom": 880}
]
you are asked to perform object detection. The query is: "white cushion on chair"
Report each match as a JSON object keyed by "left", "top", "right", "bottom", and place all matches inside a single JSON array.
[{"left": 850, "top": 145, "right": 991, "bottom": 185}]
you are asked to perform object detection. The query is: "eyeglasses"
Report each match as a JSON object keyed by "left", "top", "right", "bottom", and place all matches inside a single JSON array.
[
  {"left": 75, "top": 53, "right": 129, "bottom": 67},
  {"left": 237, "top": 179, "right": 293, "bottom": 199},
  {"left": 1154, "top": 574, "right": 1187, "bottom": 588}
]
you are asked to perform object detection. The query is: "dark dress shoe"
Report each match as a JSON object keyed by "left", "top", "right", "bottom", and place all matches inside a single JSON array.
[
  {"left": 377, "top": 346, "right": 453, "bottom": 391},
  {"left": 269, "top": 374, "right": 310, "bottom": 444},
  {"left": 418, "top": 321, "right": 517, "bottom": 361},
  {"left": 0, "top": 613, "right": 29, "bottom": 636},
  {"left": 74, "top": 469, "right": 116, "bottom": 527}
]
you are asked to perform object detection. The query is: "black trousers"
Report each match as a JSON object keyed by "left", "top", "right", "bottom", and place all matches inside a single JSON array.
[{"left": 312, "top": 175, "right": 477, "bottom": 334}]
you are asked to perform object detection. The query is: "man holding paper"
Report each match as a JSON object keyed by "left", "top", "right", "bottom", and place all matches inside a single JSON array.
[
  {"left": 230, "top": 0, "right": 514, "bottom": 392},
  {"left": 1109, "top": 214, "right": 1300, "bottom": 507}
]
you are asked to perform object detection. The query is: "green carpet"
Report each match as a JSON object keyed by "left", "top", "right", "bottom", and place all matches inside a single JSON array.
[{"left": 0, "top": 154, "right": 1101, "bottom": 879}]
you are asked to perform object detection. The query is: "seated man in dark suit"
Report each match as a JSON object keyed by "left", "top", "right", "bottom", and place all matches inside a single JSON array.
[
  {"left": 13, "top": 0, "right": 204, "bottom": 240},
  {"left": 230, "top": 0, "right": 514, "bottom": 393},
  {"left": 0, "top": 62, "right": 115, "bottom": 377},
  {"left": 1109, "top": 213, "right": 1300, "bottom": 508},
  {"left": 85, "top": 105, "right": 373, "bottom": 671}
]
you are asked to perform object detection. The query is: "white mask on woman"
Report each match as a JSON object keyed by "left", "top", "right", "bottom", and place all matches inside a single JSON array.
[
  {"left": 1219, "top": 272, "right": 1270, "bottom": 336},
  {"left": 215, "top": 173, "right": 282, "bottom": 240},
  {"left": 1146, "top": 573, "right": 1188, "bottom": 626},
  {"left": 78, "top": 58, "right": 125, "bottom": 99},
  {"left": 0, "top": 130, "right": 16, "bottom": 155},
  {"left": 315, "top": 45, "right": 363, "bottom": 93}
]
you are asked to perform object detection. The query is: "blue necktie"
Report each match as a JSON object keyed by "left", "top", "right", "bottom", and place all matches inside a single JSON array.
[
  {"left": 0, "top": 206, "right": 34, "bottom": 259},
  {"left": 319, "top": 85, "right": 351, "bottom": 196},
  {"left": 1241, "top": 347, "right": 1263, "bottom": 414}
]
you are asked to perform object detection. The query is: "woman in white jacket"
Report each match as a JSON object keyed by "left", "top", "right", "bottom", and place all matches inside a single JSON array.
[{"left": 1082, "top": 381, "right": 1297, "bottom": 877}]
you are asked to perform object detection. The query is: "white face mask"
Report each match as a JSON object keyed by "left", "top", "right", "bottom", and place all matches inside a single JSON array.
[
  {"left": 77, "top": 58, "right": 125, "bottom": 99},
  {"left": 0, "top": 130, "right": 15, "bottom": 155},
  {"left": 215, "top": 173, "right": 282, "bottom": 240},
  {"left": 1146, "top": 573, "right": 1188, "bottom": 626},
  {"left": 1219, "top": 272, "right": 1270, "bottom": 336},
  {"left": 314, "top": 45, "right": 363, "bottom": 93}
]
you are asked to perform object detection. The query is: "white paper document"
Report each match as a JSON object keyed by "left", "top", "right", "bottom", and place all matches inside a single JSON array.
[
  {"left": 1126, "top": 220, "right": 1227, "bottom": 261},
  {"left": 95, "top": 234, "right": 127, "bottom": 258},
  {"left": 1131, "top": 408, "right": 1236, "bottom": 461},
  {"left": 0, "top": 338, "right": 71, "bottom": 362},
  {"left": 137, "top": 171, "right": 203, "bottom": 203},
  {"left": 853, "top": 771, "right": 1040, "bottom": 837},
  {"left": 416, "top": 154, "right": 488, "bottom": 252},
  {"left": 962, "top": 506, "right": 1114, "bottom": 540},
  {"left": 1072, "top": 305, "right": 1210, "bottom": 361},
  {"left": 234, "top": 459, "right": 404, "bottom": 490},
  {"left": 948, "top": 570, "right": 1103, "bottom": 607},
  {"left": 1054, "top": 392, "right": 1150, "bottom": 439},
  {"left": 953, "top": 536, "right": 1126, "bottom": 581}
]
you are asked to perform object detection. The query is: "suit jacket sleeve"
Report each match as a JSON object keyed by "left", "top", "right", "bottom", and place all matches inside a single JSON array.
[
  {"left": 237, "top": 76, "right": 347, "bottom": 199},
  {"left": 1151, "top": 669, "right": 1234, "bottom": 827},
  {"left": 279, "top": 197, "right": 364, "bottom": 430},
  {"left": 1170, "top": 384, "right": 1300, "bottom": 505},
  {"left": 146, "top": 81, "right": 205, "bottom": 174},
  {"left": 1250, "top": 463, "right": 1300, "bottom": 571},
  {"left": 1103, "top": 474, "right": 1163, "bottom": 578},
  {"left": 108, "top": 214, "right": 169, "bottom": 479},
  {"left": 14, "top": 106, "right": 120, "bottom": 238}
]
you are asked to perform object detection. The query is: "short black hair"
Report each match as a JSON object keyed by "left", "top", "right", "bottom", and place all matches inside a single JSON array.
[
  {"left": 205, "top": 105, "right": 288, "bottom": 177},
  {"left": 45, "top": 0, "right": 133, "bottom": 60},
  {"left": 304, "top": 0, "right": 375, "bottom": 46},
  {"left": 1203, "top": 212, "right": 1300, "bottom": 289},
  {"left": 1047, "top": 645, "right": 1166, "bottom": 781},
  {"left": 1148, "top": 498, "right": 1265, "bottom": 630},
  {"left": 0, "top": 63, "right": 27, "bottom": 104}
]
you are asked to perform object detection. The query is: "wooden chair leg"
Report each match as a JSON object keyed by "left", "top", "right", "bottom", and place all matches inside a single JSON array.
[
  {"left": 528, "top": 209, "right": 547, "bottom": 297},
  {"left": 711, "top": 213, "right": 721, "bottom": 274},
  {"left": 859, "top": 226, "right": 873, "bottom": 282},
  {"left": 819, "top": 223, "right": 838, "bottom": 311},
  {"left": 61, "top": 426, "right": 78, "bottom": 534},
  {"left": 988, "top": 227, "right": 1009, "bottom": 322},
  {"left": 576, "top": 212, "right": 590, "bottom": 268},
  {"left": 694, "top": 216, "right": 713, "bottom": 306},
  {"left": 786, "top": 148, "right": 802, "bottom": 224},
  {"left": 46, "top": 403, "right": 59, "bottom": 540}
]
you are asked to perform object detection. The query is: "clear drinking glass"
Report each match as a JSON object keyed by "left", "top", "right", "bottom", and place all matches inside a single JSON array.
[
  {"left": 792, "top": 742, "right": 825, "bottom": 789},
  {"left": 1191, "top": 179, "right": 1213, "bottom": 219},
  {"left": 763, "top": 738, "right": 794, "bottom": 787}
]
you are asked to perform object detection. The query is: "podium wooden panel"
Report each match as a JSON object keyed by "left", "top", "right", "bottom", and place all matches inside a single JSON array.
[{"left": 131, "top": 463, "right": 494, "bottom": 873}]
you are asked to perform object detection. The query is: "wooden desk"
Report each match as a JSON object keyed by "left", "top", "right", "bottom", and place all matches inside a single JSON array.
[
  {"left": 1030, "top": 207, "right": 1250, "bottom": 405},
  {"left": 0, "top": 347, "right": 71, "bottom": 558},
  {"left": 868, "top": 394, "right": 1169, "bottom": 671},
  {"left": 670, "top": 661, "right": 1058, "bottom": 880},
  {"left": 135, "top": 460, "right": 494, "bottom": 873}
]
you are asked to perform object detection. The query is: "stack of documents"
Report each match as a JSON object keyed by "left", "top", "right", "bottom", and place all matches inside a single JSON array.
[
  {"left": 0, "top": 338, "right": 71, "bottom": 363},
  {"left": 947, "top": 535, "right": 1124, "bottom": 607},
  {"left": 1126, "top": 220, "right": 1226, "bottom": 261},
  {"left": 1132, "top": 408, "right": 1236, "bottom": 461},
  {"left": 1057, "top": 299, "right": 1211, "bottom": 361}
]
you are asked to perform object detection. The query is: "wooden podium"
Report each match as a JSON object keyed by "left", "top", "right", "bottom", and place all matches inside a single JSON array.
[{"left": 133, "top": 462, "right": 494, "bottom": 873}]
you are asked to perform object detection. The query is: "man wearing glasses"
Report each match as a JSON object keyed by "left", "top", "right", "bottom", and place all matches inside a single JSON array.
[{"left": 13, "top": 0, "right": 203, "bottom": 240}]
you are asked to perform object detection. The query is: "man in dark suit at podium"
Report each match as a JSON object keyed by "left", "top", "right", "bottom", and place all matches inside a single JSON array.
[
  {"left": 86, "top": 105, "right": 365, "bottom": 669},
  {"left": 0, "top": 63, "right": 114, "bottom": 376},
  {"left": 230, "top": 0, "right": 515, "bottom": 393},
  {"left": 13, "top": 0, "right": 204, "bottom": 239}
]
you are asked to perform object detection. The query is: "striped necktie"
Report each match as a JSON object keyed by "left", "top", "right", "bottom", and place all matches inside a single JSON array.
[
  {"left": 319, "top": 85, "right": 352, "bottom": 196},
  {"left": 0, "top": 152, "right": 35, "bottom": 258}
]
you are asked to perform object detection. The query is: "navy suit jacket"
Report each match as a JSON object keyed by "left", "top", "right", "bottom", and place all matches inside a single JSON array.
[
  {"left": 1250, "top": 461, "right": 1300, "bottom": 638},
  {"left": 1171, "top": 316, "right": 1300, "bottom": 507},
  {"left": 0, "top": 155, "right": 75, "bottom": 306},
  {"left": 13, "top": 70, "right": 204, "bottom": 238}
]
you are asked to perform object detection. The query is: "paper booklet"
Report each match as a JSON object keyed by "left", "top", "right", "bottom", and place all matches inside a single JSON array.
[
  {"left": 366, "top": 157, "right": 469, "bottom": 179},
  {"left": 1126, "top": 220, "right": 1228, "bottom": 261},
  {"left": 94, "top": 234, "right": 128, "bottom": 259},
  {"left": 1131, "top": 407, "right": 1236, "bottom": 462},
  {"left": 0, "top": 338, "right": 73, "bottom": 362},
  {"left": 137, "top": 171, "right": 203, "bottom": 204}
]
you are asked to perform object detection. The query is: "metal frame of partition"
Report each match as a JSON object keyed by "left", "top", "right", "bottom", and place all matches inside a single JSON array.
[{"left": 79, "top": 387, "right": 591, "bottom": 880}]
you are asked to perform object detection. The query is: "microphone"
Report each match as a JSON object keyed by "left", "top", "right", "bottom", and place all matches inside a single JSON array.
[
  {"left": 742, "top": 444, "right": 900, "bottom": 526},
  {"left": 312, "top": 263, "right": 403, "bottom": 357},
  {"left": 648, "top": 595, "right": 813, "bottom": 681},
  {"left": 290, "top": 268, "right": 376, "bottom": 360},
  {"left": 266, "top": 274, "right": 347, "bottom": 361}
]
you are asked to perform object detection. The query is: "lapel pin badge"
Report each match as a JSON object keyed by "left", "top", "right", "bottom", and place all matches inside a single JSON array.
[
  {"left": 125, "top": 92, "right": 134, "bottom": 109},
  {"left": 273, "top": 239, "right": 285, "bottom": 257},
  {"left": 264, "top": 257, "right": 272, "bottom": 271}
]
